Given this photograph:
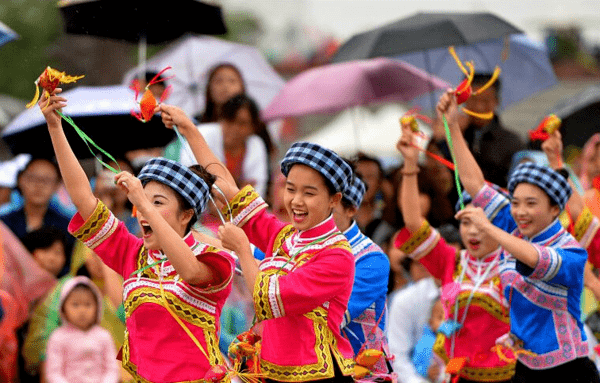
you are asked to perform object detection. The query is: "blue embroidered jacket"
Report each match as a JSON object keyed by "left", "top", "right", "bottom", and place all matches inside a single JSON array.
[
  {"left": 473, "top": 184, "right": 588, "bottom": 369},
  {"left": 341, "top": 221, "right": 390, "bottom": 357}
]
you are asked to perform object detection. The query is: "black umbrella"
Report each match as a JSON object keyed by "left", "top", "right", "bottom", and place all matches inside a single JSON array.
[
  {"left": 546, "top": 84, "right": 600, "bottom": 149},
  {"left": 332, "top": 12, "right": 522, "bottom": 63},
  {"left": 59, "top": 0, "right": 227, "bottom": 69},
  {"left": 2, "top": 85, "right": 175, "bottom": 160}
]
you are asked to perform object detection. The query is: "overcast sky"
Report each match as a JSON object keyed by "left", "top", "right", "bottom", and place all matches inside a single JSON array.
[{"left": 222, "top": 0, "right": 600, "bottom": 46}]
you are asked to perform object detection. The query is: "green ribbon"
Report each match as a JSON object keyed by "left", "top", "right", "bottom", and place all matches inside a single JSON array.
[
  {"left": 443, "top": 115, "right": 464, "bottom": 210},
  {"left": 57, "top": 111, "right": 121, "bottom": 174},
  {"left": 130, "top": 257, "right": 166, "bottom": 278}
]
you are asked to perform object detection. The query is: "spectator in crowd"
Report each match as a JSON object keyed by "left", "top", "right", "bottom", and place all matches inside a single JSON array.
[
  {"left": 432, "top": 73, "right": 524, "bottom": 188},
  {"left": 354, "top": 153, "right": 395, "bottom": 247},
  {"left": 0, "top": 157, "right": 74, "bottom": 276},
  {"left": 171, "top": 94, "right": 272, "bottom": 199},
  {"left": 579, "top": 133, "right": 600, "bottom": 217},
  {"left": 198, "top": 63, "right": 245, "bottom": 123},
  {"left": 45, "top": 276, "right": 119, "bottom": 383},
  {"left": 22, "top": 227, "right": 66, "bottom": 278}
]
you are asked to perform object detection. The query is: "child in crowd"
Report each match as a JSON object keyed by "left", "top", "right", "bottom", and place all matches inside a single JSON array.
[
  {"left": 45, "top": 276, "right": 119, "bottom": 383},
  {"left": 22, "top": 226, "right": 67, "bottom": 277}
]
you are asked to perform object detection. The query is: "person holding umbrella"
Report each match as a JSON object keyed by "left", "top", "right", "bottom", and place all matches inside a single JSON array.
[
  {"left": 437, "top": 89, "right": 600, "bottom": 382},
  {"left": 38, "top": 89, "right": 235, "bottom": 383},
  {"left": 159, "top": 104, "right": 356, "bottom": 382}
]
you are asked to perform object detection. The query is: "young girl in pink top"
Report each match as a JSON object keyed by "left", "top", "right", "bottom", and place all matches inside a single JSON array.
[
  {"left": 46, "top": 276, "right": 119, "bottom": 383},
  {"left": 40, "top": 89, "right": 234, "bottom": 382}
]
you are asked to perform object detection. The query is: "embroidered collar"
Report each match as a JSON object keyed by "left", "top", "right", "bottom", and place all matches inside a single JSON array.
[
  {"left": 342, "top": 220, "right": 361, "bottom": 245},
  {"left": 525, "top": 218, "right": 563, "bottom": 244},
  {"left": 465, "top": 246, "right": 502, "bottom": 266},
  {"left": 295, "top": 214, "right": 339, "bottom": 244},
  {"left": 148, "top": 231, "right": 197, "bottom": 260}
]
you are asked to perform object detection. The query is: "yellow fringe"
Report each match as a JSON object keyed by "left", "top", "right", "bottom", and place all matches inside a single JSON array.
[
  {"left": 473, "top": 66, "right": 502, "bottom": 95},
  {"left": 26, "top": 82, "right": 40, "bottom": 109},
  {"left": 449, "top": 46, "right": 470, "bottom": 77},
  {"left": 462, "top": 108, "right": 494, "bottom": 120},
  {"left": 492, "top": 345, "right": 536, "bottom": 364}
]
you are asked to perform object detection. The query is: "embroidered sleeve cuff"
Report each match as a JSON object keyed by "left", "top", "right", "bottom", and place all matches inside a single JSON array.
[
  {"left": 69, "top": 200, "right": 118, "bottom": 250},
  {"left": 573, "top": 207, "right": 600, "bottom": 249},
  {"left": 253, "top": 272, "right": 285, "bottom": 321},
  {"left": 223, "top": 185, "right": 268, "bottom": 227},
  {"left": 472, "top": 184, "right": 509, "bottom": 221},
  {"left": 527, "top": 245, "right": 562, "bottom": 281},
  {"left": 394, "top": 220, "right": 440, "bottom": 260}
]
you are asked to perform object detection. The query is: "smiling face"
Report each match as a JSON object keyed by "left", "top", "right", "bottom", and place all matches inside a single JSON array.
[
  {"left": 510, "top": 183, "right": 560, "bottom": 238},
  {"left": 283, "top": 164, "right": 341, "bottom": 231},
  {"left": 136, "top": 181, "right": 194, "bottom": 250},
  {"left": 459, "top": 203, "right": 499, "bottom": 258}
]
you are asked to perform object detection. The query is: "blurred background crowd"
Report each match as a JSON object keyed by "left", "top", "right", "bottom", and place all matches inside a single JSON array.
[{"left": 1, "top": 1, "right": 600, "bottom": 382}]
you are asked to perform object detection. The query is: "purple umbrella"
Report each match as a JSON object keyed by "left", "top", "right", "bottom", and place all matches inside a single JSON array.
[{"left": 261, "top": 57, "right": 449, "bottom": 122}]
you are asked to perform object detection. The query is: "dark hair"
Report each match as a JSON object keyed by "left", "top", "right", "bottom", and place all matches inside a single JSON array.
[
  {"left": 170, "top": 164, "right": 217, "bottom": 233},
  {"left": 220, "top": 94, "right": 274, "bottom": 155},
  {"left": 340, "top": 158, "right": 368, "bottom": 209},
  {"left": 355, "top": 152, "right": 384, "bottom": 179},
  {"left": 16, "top": 157, "right": 61, "bottom": 194},
  {"left": 471, "top": 72, "right": 502, "bottom": 100},
  {"left": 22, "top": 226, "right": 67, "bottom": 254},
  {"left": 145, "top": 71, "right": 166, "bottom": 85},
  {"left": 201, "top": 63, "right": 246, "bottom": 123}
]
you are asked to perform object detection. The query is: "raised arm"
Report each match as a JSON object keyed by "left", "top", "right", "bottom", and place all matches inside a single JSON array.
[
  {"left": 40, "top": 89, "right": 96, "bottom": 220},
  {"left": 436, "top": 89, "right": 486, "bottom": 197},
  {"left": 113, "top": 172, "right": 217, "bottom": 286},
  {"left": 397, "top": 120, "right": 424, "bottom": 233},
  {"left": 542, "top": 130, "right": 585, "bottom": 220},
  {"left": 158, "top": 104, "right": 238, "bottom": 202}
]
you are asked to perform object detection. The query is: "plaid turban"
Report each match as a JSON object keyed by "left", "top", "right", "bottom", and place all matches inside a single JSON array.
[
  {"left": 507, "top": 162, "right": 572, "bottom": 210},
  {"left": 343, "top": 175, "right": 367, "bottom": 208},
  {"left": 138, "top": 158, "right": 210, "bottom": 217},
  {"left": 280, "top": 142, "right": 352, "bottom": 193}
]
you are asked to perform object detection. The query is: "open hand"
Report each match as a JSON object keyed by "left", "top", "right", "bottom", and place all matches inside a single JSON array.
[
  {"left": 39, "top": 88, "right": 66, "bottom": 128},
  {"left": 218, "top": 223, "right": 250, "bottom": 254}
]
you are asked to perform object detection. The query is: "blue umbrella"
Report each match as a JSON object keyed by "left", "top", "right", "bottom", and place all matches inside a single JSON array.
[
  {"left": 0, "top": 21, "right": 18, "bottom": 47},
  {"left": 395, "top": 34, "right": 557, "bottom": 111}
]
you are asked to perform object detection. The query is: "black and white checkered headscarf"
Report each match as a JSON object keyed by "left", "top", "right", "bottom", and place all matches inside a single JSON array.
[
  {"left": 343, "top": 175, "right": 366, "bottom": 208},
  {"left": 138, "top": 158, "right": 210, "bottom": 217},
  {"left": 280, "top": 142, "right": 352, "bottom": 193},
  {"left": 508, "top": 162, "right": 572, "bottom": 210}
]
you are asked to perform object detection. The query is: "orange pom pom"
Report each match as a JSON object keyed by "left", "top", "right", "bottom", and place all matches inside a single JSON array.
[{"left": 356, "top": 349, "right": 384, "bottom": 368}]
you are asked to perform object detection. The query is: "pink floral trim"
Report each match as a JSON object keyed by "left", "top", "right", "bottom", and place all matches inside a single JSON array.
[{"left": 529, "top": 246, "right": 561, "bottom": 281}]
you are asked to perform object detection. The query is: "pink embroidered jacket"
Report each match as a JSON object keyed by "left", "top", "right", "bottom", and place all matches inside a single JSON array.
[
  {"left": 395, "top": 221, "right": 515, "bottom": 382},
  {"left": 68, "top": 200, "right": 234, "bottom": 383},
  {"left": 225, "top": 186, "right": 356, "bottom": 382}
]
